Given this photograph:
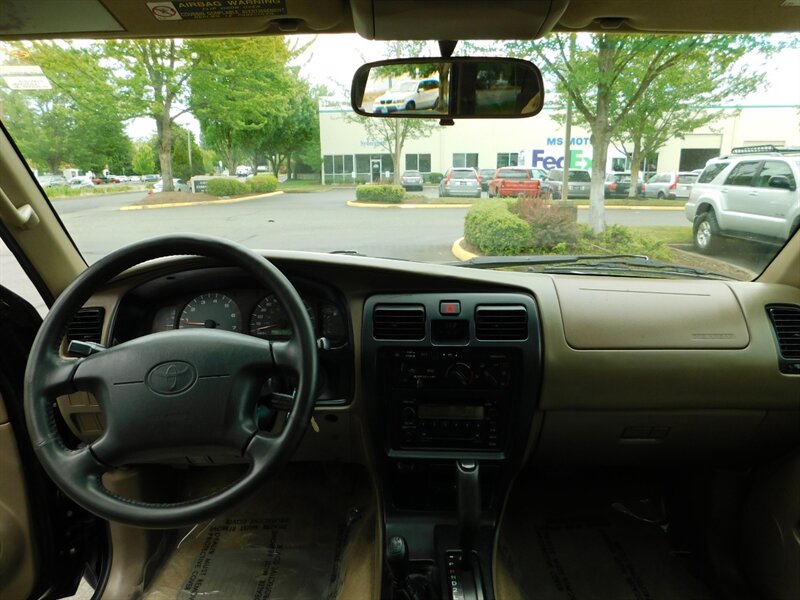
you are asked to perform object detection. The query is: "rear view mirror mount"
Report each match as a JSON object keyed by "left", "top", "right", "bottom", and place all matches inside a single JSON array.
[{"left": 351, "top": 57, "right": 544, "bottom": 120}]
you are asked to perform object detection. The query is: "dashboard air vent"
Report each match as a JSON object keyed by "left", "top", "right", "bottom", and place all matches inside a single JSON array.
[
  {"left": 67, "top": 307, "right": 105, "bottom": 344},
  {"left": 373, "top": 305, "right": 425, "bottom": 340},
  {"left": 766, "top": 304, "right": 800, "bottom": 374},
  {"left": 475, "top": 305, "right": 528, "bottom": 341}
]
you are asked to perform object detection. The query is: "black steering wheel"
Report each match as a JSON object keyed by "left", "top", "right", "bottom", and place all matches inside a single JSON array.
[{"left": 24, "top": 234, "right": 318, "bottom": 529}]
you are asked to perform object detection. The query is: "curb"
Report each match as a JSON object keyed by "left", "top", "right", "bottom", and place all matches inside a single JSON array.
[
  {"left": 575, "top": 204, "right": 684, "bottom": 211},
  {"left": 50, "top": 188, "right": 148, "bottom": 201},
  {"left": 347, "top": 200, "right": 473, "bottom": 209},
  {"left": 451, "top": 237, "right": 478, "bottom": 261},
  {"left": 120, "top": 190, "right": 284, "bottom": 211}
]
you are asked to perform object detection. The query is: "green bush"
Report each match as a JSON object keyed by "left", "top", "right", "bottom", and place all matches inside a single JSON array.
[
  {"left": 247, "top": 175, "right": 278, "bottom": 193},
  {"left": 464, "top": 201, "right": 531, "bottom": 255},
  {"left": 355, "top": 184, "right": 404, "bottom": 203},
  {"left": 424, "top": 172, "right": 444, "bottom": 184},
  {"left": 207, "top": 178, "right": 248, "bottom": 196},
  {"left": 578, "top": 224, "right": 672, "bottom": 261}
]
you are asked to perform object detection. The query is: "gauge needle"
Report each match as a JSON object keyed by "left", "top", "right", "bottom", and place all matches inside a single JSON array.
[
  {"left": 255, "top": 324, "right": 286, "bottom": 332},
  {"left": 184, "top": 320, "right": 217, "bottom": 327}
]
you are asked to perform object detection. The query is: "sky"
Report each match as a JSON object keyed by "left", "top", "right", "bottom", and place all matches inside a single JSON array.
[{"left": 126, "top": 34, "right": 800, "bottom": 141}]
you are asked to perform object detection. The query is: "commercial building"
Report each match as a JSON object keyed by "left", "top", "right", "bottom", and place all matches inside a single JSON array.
[{"left": 319, "top": 100, "right": 800, "bottom": 184}]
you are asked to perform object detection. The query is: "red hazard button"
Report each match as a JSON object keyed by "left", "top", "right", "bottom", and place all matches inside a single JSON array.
[{"left": 439, "top": 301, "right": 461, "bottom": 316}]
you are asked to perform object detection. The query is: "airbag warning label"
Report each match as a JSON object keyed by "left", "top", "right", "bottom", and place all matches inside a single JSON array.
[{"left": 147, "top": 0, "right": 287, "bottom": 21}]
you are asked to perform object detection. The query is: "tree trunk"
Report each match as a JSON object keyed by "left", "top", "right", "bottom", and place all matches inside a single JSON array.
[
  {"left": 156, "top": 113, "right": 174, "bottom": 192},
  {"left": 628, "top": 136, "right": 642, "bottom": 199},
  {"left": 393, "top": 119, "right": 401, "bottom": 185},
  {"left": 589, "top": 129, "right": 610, "bottom": 234},
  {"left": 286, "top": 154, "right": 292, "bottom": 180}
]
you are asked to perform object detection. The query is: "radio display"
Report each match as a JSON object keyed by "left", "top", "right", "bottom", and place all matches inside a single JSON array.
[{"left": 418, "top": 404, "right": 485, "bottom": 420}]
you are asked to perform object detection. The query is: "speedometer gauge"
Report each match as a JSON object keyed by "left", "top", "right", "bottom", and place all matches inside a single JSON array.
[
  {"left": 250, "top": 294, "right": 315, "bottom": 339},
  {"left": 179, "top": 292, "right": 242, "bottom": 332}
]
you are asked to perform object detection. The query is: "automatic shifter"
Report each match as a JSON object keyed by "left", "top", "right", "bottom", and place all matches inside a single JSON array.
[{"left": 456, "top": 460, "right": 480, "bottom": 568}]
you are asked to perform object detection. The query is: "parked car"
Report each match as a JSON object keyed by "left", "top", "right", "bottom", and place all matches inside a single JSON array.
[
  {"left": 373, "top": 78, "right": 439, "bottom": 113},
  {"left": 488, "top": 167, "right": 542, "bottom": 197},
  {"left": 153, "top": 178, "right": 191, "bottom": 193},
  {"left": 541, "top": 168, "right": 592, "bottom": 199},
  {"left": 438, "top": 167, "right": 482, "bottom": 198},
  {"left": 68, "top": 176, "right": 94, "bottom": 188},
  {"left": 143, "top": 173, "right": 160, "bottom": 182},
  {"left": 129, "top": 175, "right": 142, "bottom": 182},
  {"left": 685, "top": 148, "right": 800, "bottom": 253},
  {"left": 642, "top": 171, "right": 698, "bottom": 199},
  {"left": 529, "top": 167, "right": 548, "bottom": 181},
  {"left": 478, "top": 168, "right": 497, "bottom": 191},
  {"left": 400, "top": 170, "right": 424, "bottom": 191},
  {"left": 604, "top": 171, "right": 642, "bottom": 198},
  {"left": 36, "top": 174, "right": 67, "bottom": 188}
]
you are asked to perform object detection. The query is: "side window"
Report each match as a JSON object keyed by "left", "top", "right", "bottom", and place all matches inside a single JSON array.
[
  {"left": 757, "top": 161, "right": 796, "bottom": 188},
  {"left": 724, "top": 161, "right": 760, "bottom": 186},
  {"left": 697, "top": 162, "right": 729, "bottom": 183}
]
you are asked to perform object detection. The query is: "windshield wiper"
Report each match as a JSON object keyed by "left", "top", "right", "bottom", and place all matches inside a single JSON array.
[{"left": 453, "top": 254, "right": 735, "bottom": 280}]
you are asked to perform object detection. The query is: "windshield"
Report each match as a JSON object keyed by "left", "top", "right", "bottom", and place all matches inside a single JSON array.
[{"left": 1, "top": 34, "right": 797, "bottom": 281}]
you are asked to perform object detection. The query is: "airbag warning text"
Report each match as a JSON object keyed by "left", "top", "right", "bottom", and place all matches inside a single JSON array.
[{"left": 147, "top": 0, "right": 287, "bottom": 21}]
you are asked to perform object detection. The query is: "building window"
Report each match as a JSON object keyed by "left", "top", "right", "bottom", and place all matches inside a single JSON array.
[
  {"left": 405, "top": 153, "right": 432, "bottom": 173},
  {"left": 496, "top": 153, "right": 519, "bottom": 168},
  {"left": 323, "top": 154, "right": 358, "bottom": 184},
  {"left": 453, "top": 153, "right": 479, "bottom": 169}
]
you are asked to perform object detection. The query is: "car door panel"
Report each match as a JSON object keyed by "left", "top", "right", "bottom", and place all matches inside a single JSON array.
[
  {"left": 751, "top": 161, "right": 798, "bottom": 239},
  {"left": 721, "top": 160, "right": 762, "bottom": 232}
]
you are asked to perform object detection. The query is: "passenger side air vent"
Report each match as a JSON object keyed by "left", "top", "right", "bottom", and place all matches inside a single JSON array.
[
  {"left": 766, "top": 304, "right": 800, "bottom": 374},
  {"left": 66, "top": 307, "right": 105, "bottom": 343},
  {"left": 475, "top": 305, "right": 528, "bottom": 341},
  {"left": 373, "top": 305, "right": 425, "bottom": 340}
]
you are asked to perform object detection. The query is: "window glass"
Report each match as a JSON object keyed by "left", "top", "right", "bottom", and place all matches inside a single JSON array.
[
  {"left": 496, "top": 152, "right": 519, "bottom": 167},
  {"left": 419, "top": 154, "right": 431, "bottom": 173},
  {"left": 757, "top": 161, "right": 795, "bottom": 188},
  {"left": 725, "top": 161, "right": 760, "bottom": 186},
  {"left": 569, "top": 171, "right": 592, "bottom": 182},
  {"left": 697, "top": 161, "right": 729, "bottom": 183},
  {"left": 497, "top": 169, "right": 529, "bottom": 179}
]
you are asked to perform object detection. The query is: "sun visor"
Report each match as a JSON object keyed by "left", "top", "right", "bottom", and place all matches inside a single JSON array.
[
  {"left": 0, "top": 0, "right": 124, "bottom": 36},
  {"left": 351, "top": 0, "right": 569, "bottom": 40}
]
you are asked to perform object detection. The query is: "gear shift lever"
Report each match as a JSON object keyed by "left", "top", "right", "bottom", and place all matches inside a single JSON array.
[{"left": 456, "top": 460, "right": 480, "bottom": 569}]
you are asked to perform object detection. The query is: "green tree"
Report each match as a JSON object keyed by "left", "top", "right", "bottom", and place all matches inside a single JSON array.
[
  {"left": 614, "top": 49, "right": 763, "bottom": 197},
  {"left": 103, "top": 40, "right": 193, "bottom": 191},
  {"left": 188, "top": 37, "right": 295, "bottom": 174},
  {"left": 506, "top": 34, "right": 782, "bottom": 233},
  {"left": 131, "top": 141, "right": 156, "bottom": 175},
  {"left": 171, "top": 126, "right": 205, "bottom": 180}
]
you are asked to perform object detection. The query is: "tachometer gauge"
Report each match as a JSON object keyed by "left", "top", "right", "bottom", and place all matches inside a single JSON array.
[
  {"left": 179, "top": 292, "right": 242, "bottom": 332},
  {"left": 250, "top": 294, "right": 315, "bottom": 339}
]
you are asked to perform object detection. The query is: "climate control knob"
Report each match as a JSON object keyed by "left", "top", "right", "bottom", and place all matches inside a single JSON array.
[{"left": 446, "top": 362, "right": 474, "bottom": 386}]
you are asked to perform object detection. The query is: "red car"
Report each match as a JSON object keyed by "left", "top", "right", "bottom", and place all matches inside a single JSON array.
[{"left": 488, "top": 167, "right": 542, "bottom": 197}]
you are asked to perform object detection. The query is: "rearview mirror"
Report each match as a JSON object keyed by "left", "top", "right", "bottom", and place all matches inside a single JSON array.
[{"left": 351, "top": 57, "right": 544, "bottom": 119}]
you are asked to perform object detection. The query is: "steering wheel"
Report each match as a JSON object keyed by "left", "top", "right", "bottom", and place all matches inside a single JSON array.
[{"left": 24, "top": 235, "right": 318, "bottom": 529}]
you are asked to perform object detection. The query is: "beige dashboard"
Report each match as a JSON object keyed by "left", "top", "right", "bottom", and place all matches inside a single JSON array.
[{"left": 58, "top": 251, "right": 800, "bottom": 469}]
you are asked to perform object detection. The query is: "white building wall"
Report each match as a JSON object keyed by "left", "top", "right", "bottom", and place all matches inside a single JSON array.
[{"left": 320, "top": 104, "right": 800, "bottom": 181}]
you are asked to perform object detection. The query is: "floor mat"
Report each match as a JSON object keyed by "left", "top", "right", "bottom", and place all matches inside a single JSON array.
[
  {"left": 498, "top": 485, "right": 715, "bottom": 600},
  {"left": 142, "top": 464, "right": 371, "bottom": 600}
]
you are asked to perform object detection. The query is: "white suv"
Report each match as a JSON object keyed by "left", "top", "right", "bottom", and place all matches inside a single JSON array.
[{"left": 684, "top": 147, "right": 800, "bottom": 253}]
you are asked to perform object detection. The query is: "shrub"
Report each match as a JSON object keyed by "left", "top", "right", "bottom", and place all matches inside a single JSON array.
[
  {"left": 578, "top": 224, "right": 672, "bottom": 261},
  {"left": 464, "top": 201, "right": 531, "bottom": 255},
  {"left": 355, "top": 184, "right": 404, "bottom": 203},
  {"left": 424, "top": 172, "right": 444, "bottom": 184},
  {"left": 207, "top": 178, "right": 248, "bottom": 196},
  {"left": 247, "top": 174, "right": 278, "bottom": 193},
  {"left": 512, "top": 196, "right": 580, "bottom": 252}
]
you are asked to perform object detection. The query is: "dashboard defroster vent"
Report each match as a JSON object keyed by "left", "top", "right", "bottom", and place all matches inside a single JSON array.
[
  {"left": 766, "top": 304, "right": 800, "bottom": 374},
  {"left": 475, "top": 305, "right": 528, "bottom": 341},
  {"left": 67, "top": 307, "right": 105, "bottom": 344},
  {"left": 373, "top": 304, "right": 425, "bottom": 340}
]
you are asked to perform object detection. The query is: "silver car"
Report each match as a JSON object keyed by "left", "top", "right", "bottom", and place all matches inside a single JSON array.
[
  {"left": 438, "top": 168, "right": 482, "bottom": 198},
  {"left": 400, "top": 170, "right": 424, "bottom": 191},
  {"left": 542, "top": 168, "right": 592, "bottom": 199},
  {"left": 643, "top": 171, "right": 698, "bottom": 199}
]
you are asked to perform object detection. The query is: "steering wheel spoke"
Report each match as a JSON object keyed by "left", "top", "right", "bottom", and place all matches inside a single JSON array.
[{"left": 39, "top": 354, "right": 82, "bottom": 396}]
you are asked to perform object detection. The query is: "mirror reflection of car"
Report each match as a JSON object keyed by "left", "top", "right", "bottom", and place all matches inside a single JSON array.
[
  {"left": 488, "top": 167, "right": 542, "bottom": 198},
  {"left": 373, "top": 78, "right": 439, "bottom": 113},
  {"left": 400, "top": 170, "right": 424, "bottom": 191},
  {"left": 542, "top": 168, "right": 592, "bottom": 199},
  {"left": 438, "top": 168, "right": 482, "bottom": 198}
]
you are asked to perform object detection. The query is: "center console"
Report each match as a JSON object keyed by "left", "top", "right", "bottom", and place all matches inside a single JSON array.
[{"left": 362, "top": 292, "right": 542, "bottom": 600}]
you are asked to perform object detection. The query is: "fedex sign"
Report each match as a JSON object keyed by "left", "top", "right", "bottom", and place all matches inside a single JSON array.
[{"left": 530, "top": 148, "right": 592, "bottom": 170}]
